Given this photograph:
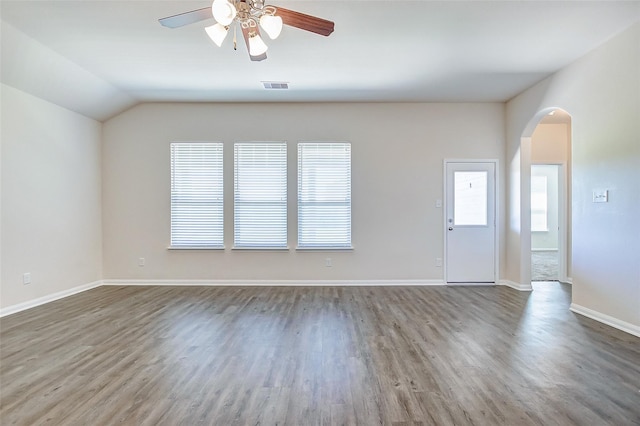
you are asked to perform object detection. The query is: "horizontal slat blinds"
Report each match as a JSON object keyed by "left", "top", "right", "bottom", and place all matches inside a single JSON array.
[
  {"left": 234, "top": 142, "right": 287, "bottom": 248},
  {"left": 298, "top": 143, "right": 351, "bottom": 248},
  {"left": 170, "top": 143, "right": 224, "bottom": 248}
]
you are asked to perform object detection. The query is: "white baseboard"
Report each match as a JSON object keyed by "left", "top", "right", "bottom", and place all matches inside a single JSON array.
[
  {"left": 570, "top": 303, "right": 640, "bottom": 338},
  {"left": 0, "top": 280, "right": 103, "bottom": 318},
  {"left": 102, "top": 279, "right": 446, "bottom": 287},
  {"left": 560, "top": 277, "right": 573, "bottom": 285},
  {"left": 498, "top": 279, "right": 533, "bottom": 291},
  {"left": 531, "top": 248, "right": 559, "bottom": 252},
  {"left": 446, "top": 282, "right": 495, "bottom": 286}
]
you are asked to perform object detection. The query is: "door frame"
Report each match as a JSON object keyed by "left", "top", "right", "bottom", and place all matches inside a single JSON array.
[{"left": 443, "top": 159, "right": 499, "bottom": 284}]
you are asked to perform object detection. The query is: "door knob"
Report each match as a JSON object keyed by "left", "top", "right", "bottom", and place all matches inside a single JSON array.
[{"left": 448, "top": 227, "right": 453, "bottom": 231}]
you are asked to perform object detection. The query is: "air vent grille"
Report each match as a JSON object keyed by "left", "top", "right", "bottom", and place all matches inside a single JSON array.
[{"left": 262, "top": 81, "right": 289, "bottom": 90}]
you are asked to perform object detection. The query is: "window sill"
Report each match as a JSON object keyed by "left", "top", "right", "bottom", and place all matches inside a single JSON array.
[
  {"left": 232, "top": 247, "right": 290, "bottom": 251},
  {"left": 167, "top": 246, "right": 225, "bottom": 250},
  {"left": 296, "top": 247, "right": 354, "bottom": 251}
]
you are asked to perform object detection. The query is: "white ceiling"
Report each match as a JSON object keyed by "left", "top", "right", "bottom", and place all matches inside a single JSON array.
[{"left": 1, "top": 1, "right": 639, "bottom": 120}]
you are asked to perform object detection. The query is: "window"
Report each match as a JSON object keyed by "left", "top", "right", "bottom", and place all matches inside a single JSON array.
[
  {"left": 531, "top": 175, "right": 548, "bottom": 232},
  {"left": 170, "top": 143, "right": 224, "bottom": 248},
  {"left": 454, "top": 171, "right": 488, "bottom": 226},
  {"left": 298, "top": 142, "right": 351, "bottom": 248},
  {"left": 234, "top": 142, "right": 287, "bottom": 248}
]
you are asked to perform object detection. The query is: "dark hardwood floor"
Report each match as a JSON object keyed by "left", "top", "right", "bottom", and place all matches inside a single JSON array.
[{"left": 1, "top": 283, "right": 639, "bottom": 425}]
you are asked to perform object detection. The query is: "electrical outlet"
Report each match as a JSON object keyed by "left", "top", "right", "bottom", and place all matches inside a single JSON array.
[
  {"left": 436, "top": 258, "right": 442, "bottom": 267},
  {"left": 325, "top": 258, "right": 332, "bottom": 267},
  {"left": 23, "top": 273, "right": 32, "bottom": 285},
  {"left": 138, "top": 258, "right": 145, "bottom": 267}
]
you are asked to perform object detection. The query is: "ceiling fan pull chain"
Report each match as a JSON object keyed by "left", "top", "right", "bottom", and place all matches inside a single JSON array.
[{"left": 233, "top": 24, "right": 237, "bottom": 50}]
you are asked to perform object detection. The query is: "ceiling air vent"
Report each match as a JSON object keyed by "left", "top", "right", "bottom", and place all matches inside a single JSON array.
[{"left": 262, "top": 81, "right": 289, "bottom": 90}]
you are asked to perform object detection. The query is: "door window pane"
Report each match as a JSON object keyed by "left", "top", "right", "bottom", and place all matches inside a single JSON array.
[{"left": 454, "top": 171, "right": 487, "bottom": 226}]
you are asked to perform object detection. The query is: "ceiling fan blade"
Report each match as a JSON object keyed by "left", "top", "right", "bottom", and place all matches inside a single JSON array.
[
  {"left": 159, "top": 7, "right": 212, "bottom": 28},
  {"left": 241, "top": 25, "right": 267, "bottom": 62},
  {"left": 272, "top": 6, "right": 334, "bottom": 37}
]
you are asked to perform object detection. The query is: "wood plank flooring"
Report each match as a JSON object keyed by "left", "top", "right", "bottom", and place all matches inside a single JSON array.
[
  {"left": 1, "top": 283, "right": 639, "bottom": 425},
  {"left": 531, "top": 251, "right": 559, "bottom": 281}
]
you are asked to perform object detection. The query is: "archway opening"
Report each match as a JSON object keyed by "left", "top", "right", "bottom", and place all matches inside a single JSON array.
[{"left": 520, "top": 108, "right": 572, "bottom": 288}]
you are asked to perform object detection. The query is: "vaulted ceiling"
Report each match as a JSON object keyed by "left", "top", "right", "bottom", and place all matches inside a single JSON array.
[{"left": 1, "top": 1, "right": 639, "bottom": 121}]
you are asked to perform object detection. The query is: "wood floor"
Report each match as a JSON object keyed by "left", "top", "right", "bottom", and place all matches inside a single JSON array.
[
  {"left": 1, "top": 283, "right": 639, "bottom": 425},
  {"left": 531, "top": 251, "right": 559, "bottom": 281}
]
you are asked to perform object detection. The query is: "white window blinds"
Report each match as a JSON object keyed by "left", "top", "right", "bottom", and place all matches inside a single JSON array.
[
  {"left": 170, "top": 143, "right": 224, "bottom": 248},
  {"left": 298, "top": 143, "right": 351, "bottom": 248},
  {"left": 234, "top": 142, "right": 287, "bottom": 248}
]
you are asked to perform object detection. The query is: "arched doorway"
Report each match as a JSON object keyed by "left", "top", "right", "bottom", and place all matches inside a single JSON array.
[
  {"left": 529, "top": 110, "right": 571, "bottom": 283},
  {"left": 519, "top": 108, "right": 572, "bottom": 288}
]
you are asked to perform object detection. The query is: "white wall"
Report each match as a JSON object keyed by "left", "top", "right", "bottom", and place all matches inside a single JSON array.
[
  {"left": 506, "top": 23, "right": 640, "bottom": 331},
  {"left": 0, "top": 84, "right": 103, "bottom": 310},
  {"left": 102, "top": 102, "right": 505, "bottom": 282}
]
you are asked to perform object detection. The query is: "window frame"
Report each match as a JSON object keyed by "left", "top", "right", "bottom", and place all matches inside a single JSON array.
[
  {"left": 169, "top": 142, "right": 224, "bottom": 249},
  {"left": 233, "top": 141, "right": 288, "bottom": 249},
  {"left": 297, "top": 142, "right": 352, "bottom": 250}
]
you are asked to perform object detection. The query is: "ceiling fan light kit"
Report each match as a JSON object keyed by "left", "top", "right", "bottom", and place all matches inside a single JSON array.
[
  {"left": 212, "top": 0, "right": 237, "bottom": 25},
  {"left": 246, "top": 26, "right": 269, "bottom": 56},
  {"left": 160, "top": 0, "right": 335, "bottom": 61},
  {"left": 204, "top": 23, "right": 230, "bottom": 47},
  {"left": 259, "top": 13, "right": 283, "bottom": 40}
]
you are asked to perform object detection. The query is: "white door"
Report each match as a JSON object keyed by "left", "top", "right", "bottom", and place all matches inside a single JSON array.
[{"left": 445, "top": 161, "right": 496, "bottom": 284}]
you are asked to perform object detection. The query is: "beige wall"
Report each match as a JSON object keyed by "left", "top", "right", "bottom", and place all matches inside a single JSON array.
[
  {"left": 3, "top": 18, "right": 636, "bottom": 336},
  {"left": 506, "top": 23, "right": 640, "bottom": 330},
  {"left": 531, "top": 123, "right": 571, "bottom": 164},
  {"left": 102, "top": 102, "right": 505, "bottom": 282},
  {"left": 0, "top": 84, "right": 103, "bottom": 309}
]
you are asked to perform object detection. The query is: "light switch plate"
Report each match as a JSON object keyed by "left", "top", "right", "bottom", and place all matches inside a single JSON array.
[{"left": 593, "top": 190, "right": 608, "bottom": 203}]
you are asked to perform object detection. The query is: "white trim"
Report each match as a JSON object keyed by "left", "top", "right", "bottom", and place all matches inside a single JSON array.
[
  {"left": 0, "top": 280, "right": 103, "bottom": 318},
  {"left": 295, "top": 247, "right": 354, "bottom": 251},
  {"left": 531, "top": 248, "right": 559, "bottom": 252},
  {"left": 558, "top": 163, "right": 569, "bottom": 284},
  {"left": 570, "top": 303, "right": 640, "bottom": 338},
  {"left": 167, "top": 246, "right": 225, "bottom": 250},
  {"left": 499, "top": 279, "right": 533, "bottom": 291},
  {"left": 447, "top": 282, "right": 495, "bottom": 286},
  {"left": 231, "top": 247, "right": 290, "bottom": 251},
  {"left": 102, "top": 279, "right": 445, "bottom": 287},
  {"left": 563, "top": 277, "right": 573, "bottom": 285}
]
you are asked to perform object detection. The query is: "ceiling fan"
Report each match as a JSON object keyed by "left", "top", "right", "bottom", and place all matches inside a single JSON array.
[{"left": 159, "top": 0, "right": 335, "bottom": 62}]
